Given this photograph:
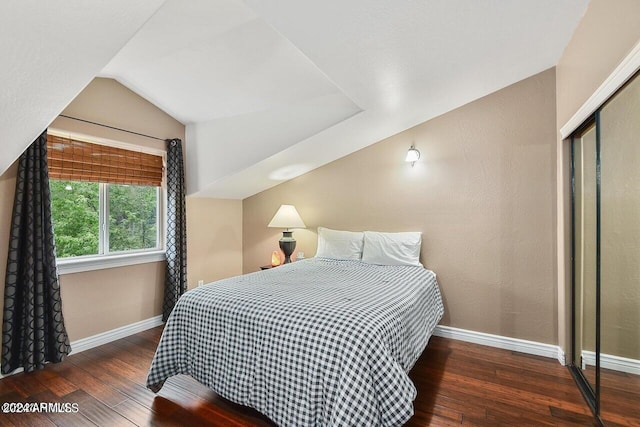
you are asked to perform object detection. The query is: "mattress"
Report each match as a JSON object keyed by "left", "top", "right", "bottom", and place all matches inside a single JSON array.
[{"left": 147, "top": 258, "right": 444, "bottom": 426}]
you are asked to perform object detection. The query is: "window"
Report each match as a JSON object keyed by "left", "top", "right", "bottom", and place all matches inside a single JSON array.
[
  {"left": 108, "top": 184, "right": 159, "bottom": 253},
  {"left": 50, "top": 181, "right": 161, "bottom": 258},
  {"left": 50, "top": 180, "right": 99, "bottom": 257},
  {"left": 47, "top": 133, "right": 165, "bottom": 270}
]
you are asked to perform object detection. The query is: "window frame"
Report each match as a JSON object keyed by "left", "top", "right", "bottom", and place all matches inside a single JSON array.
[{"left": 48, "top": 129, "right": 167, "bottom": 275}]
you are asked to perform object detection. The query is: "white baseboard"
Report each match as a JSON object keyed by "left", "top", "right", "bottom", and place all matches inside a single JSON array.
[
  {"left": 581, "top": 350, "right": 640, "bottom": 376},
  {"left": 434, "top": 325, "right": 565, "bottom": 364},
  {"left": 70, "top": 315, "right": 163, "bottom": 355}
]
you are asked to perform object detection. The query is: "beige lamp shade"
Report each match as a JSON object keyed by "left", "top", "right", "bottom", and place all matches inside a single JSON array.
[{"left": 268, "top": 204, "right": 306, "bottom": 230}]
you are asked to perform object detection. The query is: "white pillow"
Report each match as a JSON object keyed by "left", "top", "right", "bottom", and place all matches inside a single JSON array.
[
  {"left": 361, "top": 231, "right": 423, "bottom": 267},
  {"left": 316, "top": 227, "right": 364, "bottom": 260}
]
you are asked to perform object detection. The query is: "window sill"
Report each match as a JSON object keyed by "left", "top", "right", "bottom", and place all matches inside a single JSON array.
[{"left": 57, "top": 250, "right": 166, "bottom": 275}]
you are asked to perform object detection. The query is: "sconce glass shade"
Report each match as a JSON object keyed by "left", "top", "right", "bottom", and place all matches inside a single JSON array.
[
  {"left": 268, "top": 204, "right": 306, "bottom": 230},
  {"left": 406, "top": 146, "right": 421, "bottom": 163}
]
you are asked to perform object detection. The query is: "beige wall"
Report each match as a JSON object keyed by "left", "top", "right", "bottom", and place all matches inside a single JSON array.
[
  {"left": 58, "top": 263, "right": 166, "bottom": 340},
  {"left": 0, "top": 78, "right": 242, "bottom": 342},
  {"left": 186, "top": 197, "right": 243, "bottom": 287},
  {"left": 555, "top": 0, "right": 640, "bottom": 355},
  {"left": 244, "top": 69, "right": 558, "bottom": 344},
  {"left": 556, "top": 0, "right": 640, "bottom": 128}
]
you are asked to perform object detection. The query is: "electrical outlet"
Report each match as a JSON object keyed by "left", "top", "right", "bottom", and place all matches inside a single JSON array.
[{"left": 197, "top": 280, "right": 204, "bottom": 287}]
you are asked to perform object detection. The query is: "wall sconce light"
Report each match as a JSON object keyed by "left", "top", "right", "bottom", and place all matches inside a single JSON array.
[{"left": 405, "top": 145, "right": 420, "bottom": 167}]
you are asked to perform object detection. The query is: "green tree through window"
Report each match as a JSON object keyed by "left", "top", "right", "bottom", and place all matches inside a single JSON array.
[
  {"left": 50, "top": 180, "right": 159, "bottom": 258},
  {"left": 109, "top": 185, "right": 158, "bottom": 252},
  {"left": 50, "top": 181, "right": 99, "bottom": 257}
]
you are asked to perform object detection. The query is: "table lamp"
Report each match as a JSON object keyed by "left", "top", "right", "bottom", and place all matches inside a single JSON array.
[{"left": 268, "top": 204, "right": 306, "bottom": 263}]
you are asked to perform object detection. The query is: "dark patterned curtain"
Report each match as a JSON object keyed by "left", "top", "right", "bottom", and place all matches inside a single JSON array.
[
  {"left": 2, "top": 131, "right": 71, "bottom": 374},
  {"left": 162, "top": 139, "right": 187, "bottom": 321}
]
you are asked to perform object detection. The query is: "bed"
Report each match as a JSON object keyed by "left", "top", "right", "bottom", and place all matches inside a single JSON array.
[{"left": 147, "top": 257, "right": 444, "bottom": 426}]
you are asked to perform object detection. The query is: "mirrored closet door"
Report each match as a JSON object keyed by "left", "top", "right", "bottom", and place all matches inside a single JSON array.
[
  {"left": 570, "top": 71, "right": 640, "bottom": 426},
  {"left": 598, "top": 70, "right": 640, "bottom": 425}
]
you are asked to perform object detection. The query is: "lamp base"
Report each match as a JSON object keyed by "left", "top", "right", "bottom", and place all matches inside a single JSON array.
[{"left": 279, "top": 231, "right": 296, "bottom": 264}]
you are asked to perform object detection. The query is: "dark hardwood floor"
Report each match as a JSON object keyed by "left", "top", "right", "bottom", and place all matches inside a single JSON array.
[{"left": 0, "top": 326, "right": 636, "bottom": 426}]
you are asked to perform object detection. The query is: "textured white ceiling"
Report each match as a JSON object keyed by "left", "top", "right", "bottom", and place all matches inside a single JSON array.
[
  {"left": 0, "top": 0, "right": 166, "bottom": 176},
  {"left": 185, "top": 0, "right": 589, "bottom": 198},
  {"left": 3, "top": 1, "right": 590, "bottom": 199},
  {"left": 101, "top": 0, "right": 359, "bottom": 124}
]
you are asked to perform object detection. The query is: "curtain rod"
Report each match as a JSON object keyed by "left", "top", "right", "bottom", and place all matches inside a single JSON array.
[{"left": 58, "top": 114, "right": 166, "bottom": 142}]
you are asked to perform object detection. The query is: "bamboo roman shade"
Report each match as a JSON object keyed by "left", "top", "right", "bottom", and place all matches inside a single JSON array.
[{"left": 47, "top": 134, "right": 164, "bottom": 187}]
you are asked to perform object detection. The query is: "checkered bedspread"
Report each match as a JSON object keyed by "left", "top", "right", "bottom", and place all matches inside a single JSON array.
[{"left": 147, "top": 258, "right": 444, "bottom": 426}]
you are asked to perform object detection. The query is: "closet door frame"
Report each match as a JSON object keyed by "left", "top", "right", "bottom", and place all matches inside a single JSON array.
[{"left": 568, "top": 114, "right": 602, "bottom": 425}]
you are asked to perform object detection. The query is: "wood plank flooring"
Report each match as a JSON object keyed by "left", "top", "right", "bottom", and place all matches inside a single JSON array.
[{"left": 0, "top": 326, "right": 635, "bottom": 426}]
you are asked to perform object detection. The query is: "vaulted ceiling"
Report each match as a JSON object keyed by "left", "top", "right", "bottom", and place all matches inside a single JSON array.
[{"left": 1, "top": 0, "right": 590, "bottom": 199}]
